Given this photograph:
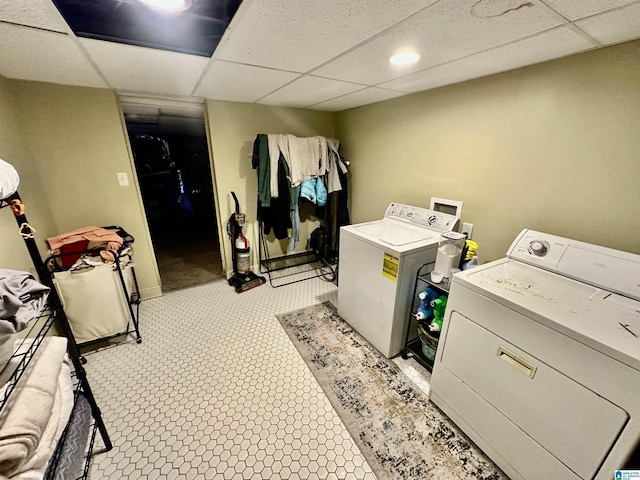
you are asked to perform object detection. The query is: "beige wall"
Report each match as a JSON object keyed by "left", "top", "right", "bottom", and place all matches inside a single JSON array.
[
  {"left": 1, "top": 81, "right": 336, "bottom": 295},
  {"left": 3, "top": 39, "right": 639, "bottom": 289},
  {"left": 6, "top": 81, "right": 161, "bottom": 298},
  {"left": 206, "top": 100, "right": 335, "bottom": 273},
  {"left": 336, "top": 40, "right": 640, "bottom": 262},
  {"left": 0, "top": 76, "right": 57, "bottom": 273}
]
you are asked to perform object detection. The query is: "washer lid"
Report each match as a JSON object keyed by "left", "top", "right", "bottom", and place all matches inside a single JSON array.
[{"left": 353, "top": 220, "right": 435, "bottom": 246}]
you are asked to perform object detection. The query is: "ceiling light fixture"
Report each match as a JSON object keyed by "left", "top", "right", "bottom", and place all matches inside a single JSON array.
[
  {"left": 138, "top": 0, "right": 192, "bottom": 12},
  {"left": 390, "top": 52, "right": 420, "bottom": 65}
]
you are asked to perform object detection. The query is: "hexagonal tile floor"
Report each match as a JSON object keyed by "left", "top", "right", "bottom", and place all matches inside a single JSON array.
[{"left": 83, "top": 277, "right": 377, "bottom": 479}]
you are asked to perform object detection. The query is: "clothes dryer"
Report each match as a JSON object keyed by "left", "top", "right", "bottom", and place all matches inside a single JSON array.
[
  {"left": 430, "top": 229, "right": 640, "bottom": 480},
  {"left": 337, "top": 203, "right": 458, "bottom": 358}
]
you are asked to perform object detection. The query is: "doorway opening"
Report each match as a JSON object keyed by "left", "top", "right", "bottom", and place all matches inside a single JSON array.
[{"left": 122, "top": 101, "right": 224, "bottom": 291}]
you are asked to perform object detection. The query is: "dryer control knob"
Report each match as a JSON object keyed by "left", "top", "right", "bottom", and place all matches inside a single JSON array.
[{"left": 528, "top": 240, "right": 549, "bottom": 257}]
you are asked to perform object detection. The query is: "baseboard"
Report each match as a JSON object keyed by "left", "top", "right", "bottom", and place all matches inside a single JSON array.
[{"left": 139, "top": 286, "right": 162, "bottom": 299}]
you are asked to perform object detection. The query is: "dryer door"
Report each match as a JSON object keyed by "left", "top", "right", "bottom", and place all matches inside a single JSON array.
[{"left": 440, "top": 310, "right": 628, "bottom": 479}]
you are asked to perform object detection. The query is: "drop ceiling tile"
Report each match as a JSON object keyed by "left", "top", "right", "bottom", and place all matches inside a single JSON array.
[
  {"left": 214, "top": 0, "right": 440, "bottom": 72},
  {"left": 382, "top": 26, "right": 596, "bottom": 93},
  {"left": 80, "top": 38, "right": 209, "bottom": 96},
  {"left": 0, "top": 23, "right": 107, "bottom": 87},
  {"left": 0, "top": 0, "right": 69, "bottom": 32},
  {"left": 193, "top": 60, "right": 300, "bottom": 102},
  {"left": 310, "top": 87, "right": 406, "bottom": 111},
  {"left": 258, "top": 75, "right": 364, "bottom": 108},
  {"left": 574, "top": 3, "right": 640, "bottom": 45},
  {"left": 314, "top": 0, "right": 565, "bottom": 85},
  {"left": 541, "top": 0, "right": 637, "bottom": 21}
]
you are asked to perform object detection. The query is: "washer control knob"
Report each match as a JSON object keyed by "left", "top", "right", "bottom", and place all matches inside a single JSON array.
[{"left": 528, "top": 240, "right": 549, "bottom": 257}]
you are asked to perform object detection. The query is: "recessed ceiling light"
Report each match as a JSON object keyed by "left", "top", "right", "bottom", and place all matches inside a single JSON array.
[
  {"left": 390, "top": 52, "right": 420, "bottom": 65},
  {"left": 139, "top": 0, "right": 192, "bottom": 12}
]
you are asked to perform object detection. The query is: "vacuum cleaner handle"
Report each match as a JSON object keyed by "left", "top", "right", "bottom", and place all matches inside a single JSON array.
[{"left": 231, "top": 191, "right": 240, "bottom": 214}]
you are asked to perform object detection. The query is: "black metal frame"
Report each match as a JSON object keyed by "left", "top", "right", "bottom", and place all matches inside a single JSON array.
[
  {"left": 0, "top": 191, "right": 113, "bottom": 478},
  {"left": 401, "top": 263, "right": 450, "bottom": 371},
  {"left": 258, "top": 225, "right": 337, "bottom": 288},
  {"left": 44, "top": 241, "right": 143, "bottom": 348}
]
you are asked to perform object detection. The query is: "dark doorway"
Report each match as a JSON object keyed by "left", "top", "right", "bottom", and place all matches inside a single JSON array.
[{"left": 122, "top": 103, "right": 224, "bottom": 291}]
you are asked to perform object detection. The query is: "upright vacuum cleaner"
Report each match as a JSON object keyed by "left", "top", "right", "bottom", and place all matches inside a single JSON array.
[{"left": 226, "top": 192, "right": 266, "bottom": 293}]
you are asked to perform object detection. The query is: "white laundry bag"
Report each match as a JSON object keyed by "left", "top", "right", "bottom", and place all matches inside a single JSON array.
[{"left": 53, "top": 263, "right": 134, "bottom": 344}]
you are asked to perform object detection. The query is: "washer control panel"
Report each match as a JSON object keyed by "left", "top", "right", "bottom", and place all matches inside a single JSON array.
[{"left": 384, "top": 203, "right": 459, "bottom": 233}]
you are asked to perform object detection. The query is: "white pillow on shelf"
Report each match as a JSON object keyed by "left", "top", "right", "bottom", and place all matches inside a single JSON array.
[{"left": 0, "top": 158, "right": 20, "bottom": 200}]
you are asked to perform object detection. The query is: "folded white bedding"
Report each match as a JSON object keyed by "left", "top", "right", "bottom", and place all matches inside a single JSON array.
[
  {"left": 0, "top": 337, "right": 69, "bottom": 478},
  {"left": 12, "top": 360, "right": 73, "bottom": 480}
]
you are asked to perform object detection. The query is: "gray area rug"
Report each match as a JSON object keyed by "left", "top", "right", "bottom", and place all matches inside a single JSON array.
[{"left": 277, "top": 301, "right": 508, "bottom": 480}]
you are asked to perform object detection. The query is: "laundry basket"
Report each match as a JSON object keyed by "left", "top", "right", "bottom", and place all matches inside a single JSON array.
[
  {"left": 52, "top": 262, "right": 135, "bottom": 344},
  {"left": 417, "top": 322, "right": 439, "bottom": 362}
]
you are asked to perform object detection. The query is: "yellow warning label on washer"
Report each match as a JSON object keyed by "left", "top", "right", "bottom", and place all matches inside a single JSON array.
[{"left": 382, "top": 253, "right": 399, "bottom": 281}]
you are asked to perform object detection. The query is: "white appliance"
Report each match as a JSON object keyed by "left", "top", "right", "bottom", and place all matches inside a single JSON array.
[
  {"left": 338, "top": 203, "right": 458, "bottom": 358},
  {"left": 429, "top": 229, "right": 640, "bottom": 480}
]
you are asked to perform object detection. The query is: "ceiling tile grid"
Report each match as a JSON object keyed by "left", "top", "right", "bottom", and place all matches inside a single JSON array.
[
  {"left": 310, "top": 87, "right": 406, "bottom": 111},
  {"left": 540, "top": 0, "right": 639, "bottom": 21},
  {"left": 574, "top": 2, "right": 640, "bottom": 45},
  {"left": 193, "top": 60, "right": 300, "bottom": 102},
  {"left": 0, "top": 23, "right": 107, "bottom": 88},
  {"left": 257, "top": 75, "right": 365, "bottom": 108},
  {"left": 213, "top": 0, "right": 441, "bottom": 72},
  {"left": 381, "top": 25, "right": 598, "bottom": 93},
  {"left": 80, "top": 38, "right": 210, "bottom": 96},
  {"left": 0, "top": 0, "right": 69, "bottom": 33},
  {"left": 313, "top": 0, "right": 566, "bottom": 86},
  {"left": 1, "top": 0, "right": 640, "bottom": 111}
]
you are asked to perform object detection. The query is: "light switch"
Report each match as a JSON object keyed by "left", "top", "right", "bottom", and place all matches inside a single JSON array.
[{"left": 117, "top": 172, "right": 129, "bottom": 187}]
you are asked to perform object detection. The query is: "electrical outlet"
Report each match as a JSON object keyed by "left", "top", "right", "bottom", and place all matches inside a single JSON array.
[
  {"left": 117, "top": 172, "right": 129, "bottom": 187},
  {"left": 461, "top": 222, "right": 473, "bottom": 239}
]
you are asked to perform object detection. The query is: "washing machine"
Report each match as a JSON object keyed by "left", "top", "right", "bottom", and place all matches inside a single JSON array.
[
  {"left": 430, "top": 229, "right": 640, "bottom": 480},
  {"left": 337, "top": 203, "right": 458, "bottom": 358}
]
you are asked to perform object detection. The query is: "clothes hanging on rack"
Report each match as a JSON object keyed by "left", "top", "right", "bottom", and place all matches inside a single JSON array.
[
  {"left": 253, "top": 133, "right": 350, "bottom": 255},
  {"left": 252, "top": 134, "right": 271, "bottom": 208},
  {"left": 321, "top": 167, "right": 351, "bottom": 255},
  {"left": 300, "top": 178, "right": 327, "bottom": 207}
]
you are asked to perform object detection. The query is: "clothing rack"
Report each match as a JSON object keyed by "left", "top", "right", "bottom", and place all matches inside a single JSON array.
[
  {"left": 0, "top": 191, "right": 113, "bottom": 478},
  {"left": 252, "top": 133, "right": 349, "bottom": 288}
]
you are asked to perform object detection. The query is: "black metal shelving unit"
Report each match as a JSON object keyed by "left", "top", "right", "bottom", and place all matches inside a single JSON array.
[
  {"left": 401, "top": 263, "right": 451, "bottom": 371},
  {"left": 0, "top": 192, "right": 113, "bottom": 479}
]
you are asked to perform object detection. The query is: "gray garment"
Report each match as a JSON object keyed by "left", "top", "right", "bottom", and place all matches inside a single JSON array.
[
  {"left": 287, "top": 205, "right": 300, "bottom": 253},
  {"left": 0, "top": 269, "right": 50, "bottom": 336}
]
